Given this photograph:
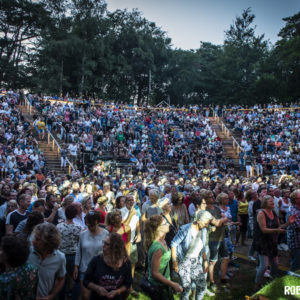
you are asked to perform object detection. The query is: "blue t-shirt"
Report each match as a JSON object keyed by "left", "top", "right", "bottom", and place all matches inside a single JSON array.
[{"left": 227, "top": 199, "right": 238, "bottom": 222}]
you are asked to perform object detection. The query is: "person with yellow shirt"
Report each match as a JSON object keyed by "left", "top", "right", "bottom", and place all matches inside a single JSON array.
[
  {"left": 236, "top": 190, "right": 249, "bottom": 246},
  {"left": 36, "top": 118, "right": 46, "bottom": 140}
]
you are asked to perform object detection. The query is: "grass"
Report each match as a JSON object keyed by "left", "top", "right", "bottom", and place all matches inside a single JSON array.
[{"left": 131, "top": 258, "right": 259, "bottom": 300}]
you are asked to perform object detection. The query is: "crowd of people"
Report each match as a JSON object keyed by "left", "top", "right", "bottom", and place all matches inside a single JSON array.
[
  {"left": 0, "top": 90, "right": 299, "bottom": 300},
  {"left": 29, "top": 94, "right": 236, "bottom": 177},
  {"left": 223, "top": 108, "right": 300, "bottom": 177}
]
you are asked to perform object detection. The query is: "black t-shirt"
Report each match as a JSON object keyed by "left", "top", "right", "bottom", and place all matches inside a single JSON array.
[
  {"left": 83, "top": 255, "right": 132, "bottom": 300},
  {"left": 253, "top": 199, "right": 261, "bottom": 221},
  {"left": 7, "top": 210, "right": 29, "bottom": 231},
  {"left": 44, "top": 209, "right": 59, "bottom": 225}
]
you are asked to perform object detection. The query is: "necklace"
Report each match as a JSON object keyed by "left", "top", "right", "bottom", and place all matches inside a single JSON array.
[{"left": 264, "top": 209, "right": 273, "bottom": 219}]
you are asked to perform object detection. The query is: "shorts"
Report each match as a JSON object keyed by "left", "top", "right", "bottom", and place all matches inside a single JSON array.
[
  {"left": 209, "top": 240, "right": 229, "bottom": 262},
  {"left": 130, "top": 243, "right": 138, "bottom": 264},
  {"left": 79, "top": 272, "right": 85, "bottom": 281}
]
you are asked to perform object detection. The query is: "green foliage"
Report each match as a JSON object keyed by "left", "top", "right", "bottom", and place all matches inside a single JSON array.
[{"left": 0, "top": 2, "right": 299, "bottom": 105}]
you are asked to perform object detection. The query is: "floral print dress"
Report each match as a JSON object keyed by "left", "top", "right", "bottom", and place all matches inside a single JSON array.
[{"left": 0, "top": 262, "right": 38, "bottom": 299}]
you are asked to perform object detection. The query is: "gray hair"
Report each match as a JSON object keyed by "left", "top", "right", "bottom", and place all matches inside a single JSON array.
[
  {"left": 149, "top": 188, "right": 160, "bottom": 200},
  {"left": 196, "top": 210, "right": 213, "bottom": 223},
  {"left": 62, "top": 195, "right": 74, "bottom": 207}
]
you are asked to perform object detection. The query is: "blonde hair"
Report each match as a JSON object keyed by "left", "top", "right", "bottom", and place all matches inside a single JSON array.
[
  {"left": 290, "top": 189, "right": 300, "bottom": 205},
  {"left": 216, "top": 192, "right": 228, "bottom": 205},
  {"left": 143, "top": 215, "right": 163, "bottom": 251},
  {"left": 261, "top": 195, "right": 273, "bottom": 209},
  {"left": 106, "top": 209, "right": 122, "bottom": 226}
]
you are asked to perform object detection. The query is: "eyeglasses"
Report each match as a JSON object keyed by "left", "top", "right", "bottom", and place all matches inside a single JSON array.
[{"left": 87, "top": 211, "right": 96, "bottom": 216}]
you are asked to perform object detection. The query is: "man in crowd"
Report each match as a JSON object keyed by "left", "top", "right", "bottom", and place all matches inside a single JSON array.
[
  {"left": 5, "top": 193, "right": 31, "bottom": 234},
  {"left": 205, "top": 191, "right": 229, "bottom": 292},
  {"left": 28, "top": 223, "right": 66, "bottom": 299}
]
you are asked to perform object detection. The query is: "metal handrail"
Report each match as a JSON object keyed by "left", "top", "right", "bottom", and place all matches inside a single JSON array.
[
  {"left": 212, "top": 111, "right": 243, "bottom": 155},
  {"left": 24, "top": 96, "right": 75, "bottom": 174}
]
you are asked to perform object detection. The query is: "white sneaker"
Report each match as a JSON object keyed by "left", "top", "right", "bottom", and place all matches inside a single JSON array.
[
  {"left": 280, "top": 243, "right": 289, "bottom": 251},
  {"left": 205, "top": 288, "right": 215, "bottom": 296},
  {"left": 248, "top": 255, "right": 256, "bottom": 261},
  {"left": 264, "top": 270, "right": 271, "bottom": 278}
]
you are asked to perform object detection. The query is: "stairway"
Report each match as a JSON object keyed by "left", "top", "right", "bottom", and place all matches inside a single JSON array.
[
  {"left": 18, "top": 104, "right": 65, "bottom": 175},
  {"left": 209, "top": 117, "right": 242, "bottom": 173}
]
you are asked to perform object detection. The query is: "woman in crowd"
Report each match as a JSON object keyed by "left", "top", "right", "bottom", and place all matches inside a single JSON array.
[
  {"left": 106, "top": 209, "right": 131, "bottom": 255},
  {"left": 236, "top": 189, "right": 248, "bottom": 246},
  {"left": 115, "top": 195, "right": 126, "bottom": 209},
  {"left": 246, "top": 189, "right": 258, "bottom": 260},
  {"left": 279, "top": 189, "right": 291, "bottom": 222},
  {"left": 94, "top": 195, "right": 108, "bottom": 227},
  {"left": 254, "top": 195, "right": 295, "bottom": 289},
  {"left": 83, "top": 233, "right": 133, "bottom": 300},
  {"left": 0, "top": 234, "right": 38, "bottom": 299},
  {"left": 22, "top": 211, "right": 44, "bottom": 242},
  {"left": 171, "top": 210, "right": 213, "bottom": 300},
  {"left": 74, "top": 211, "right": 109, "bottom": 300},
  {"left": 82, "top": 196, "right": 92, "bottom": 215},
  {"left": 103, "top": 182, "right": 115, "bottom": 211},
  {"left": 171, "top": 192, "right": 189, "bottom": 228},
  {"left": 144, "top": 189, "right": 162, "bottom": 220},
  {"left": 159, "top": 197, "right": 177, "bottom": 248},
  {"left": 57, "top": 204, "right": 82, "bottom": 300},
  {"left": 144, "top": 215, "right": 182, "bottom": 300},
  {"left": 58, "top": 195, "right": 74, "bottom": 221}
]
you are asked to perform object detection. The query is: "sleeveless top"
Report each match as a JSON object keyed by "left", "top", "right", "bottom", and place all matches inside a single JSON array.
[
  {"left": 110, "top": 224, "right": 128, "bottom": 244},
  {"left": 254, "top": 210, "right": 279, "bottom": 257},
  {"left": 147, "top": 241, "right": 171, "bottom": 286}
]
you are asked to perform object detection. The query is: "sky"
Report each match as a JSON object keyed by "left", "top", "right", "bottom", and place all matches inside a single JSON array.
[{"left": 106, "top": 0, "right": 300, "bottom": 50}]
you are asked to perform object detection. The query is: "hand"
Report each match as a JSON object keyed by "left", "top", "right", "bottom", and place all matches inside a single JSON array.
[
  {"left": 210, "top": 226, "right": 216, "bottom": 232},
  {"left": 134, "top": 234, "right": 141, "bottom": 244},
  {"left": 277, "top": 228, "right": 286, "bottom": 234},
  {"left": 222, "top": 217, "right": 228, "bottom": 224},
  {"left": 73, "top": 266, "right": 78, "bottom": 280},
  {"left": 173, "top": 260, "right": 179, "bottom": 273},
  {"left": 107, "top": 290, "right": 118, "bottom": 299},
  {"left": 172, "top": 282, "right": 183, "bottom": 293},
  {"left": 288, "top": 214, "right": 296, "bottom": 225},
  {"left": 96, "top": 286, "right": 109, "bottom": 297},
  {"left": 203, "top": 261, "right": 208, "bottom": 273}
]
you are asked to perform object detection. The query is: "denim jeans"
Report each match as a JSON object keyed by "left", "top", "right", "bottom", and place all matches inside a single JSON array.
[
  {"left": 248, "top": 240, "right": 256, "bottom": 257},
  {"left": 290, "top": 248, "right": 300, "bottom": 272},
  {"left": 255, "top": 255, "right": 278, "bottom": 284}
]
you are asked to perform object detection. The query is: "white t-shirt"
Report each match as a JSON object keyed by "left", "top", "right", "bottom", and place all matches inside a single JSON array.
[{"left": 120, "top": 206, "right": 139, "bottom": 242}]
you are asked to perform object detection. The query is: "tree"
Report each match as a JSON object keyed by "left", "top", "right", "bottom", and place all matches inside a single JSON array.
[
  {"left": 272, "top": 12, "right": 300, "bottom": 102},
  {"left": 0, "top": 0, "right": 50, "bottom": 87},
  {"left": 218, "top": 8, "right": 269, "bottom": 105}
]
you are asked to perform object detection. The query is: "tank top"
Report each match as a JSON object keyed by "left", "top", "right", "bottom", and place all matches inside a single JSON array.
[
  {"left": 110, "top": 224, "right": 128, "bottom": 244},
  {"left": 281, "top": 198, "right": 290, "bottom": 214},
  {"left": 254, "top": 210, "right": 279, "bottom": 257}
]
